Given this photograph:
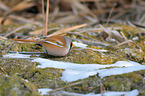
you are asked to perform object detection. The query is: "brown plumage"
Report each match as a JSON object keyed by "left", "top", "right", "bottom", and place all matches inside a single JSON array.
[{"left": 12, "top": 36, "right": 73, "bottom": 56}]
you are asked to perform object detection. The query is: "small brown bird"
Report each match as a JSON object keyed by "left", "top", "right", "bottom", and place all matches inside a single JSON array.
[{"left": 12, "top": 36, "right": 73, "bottom": 56}]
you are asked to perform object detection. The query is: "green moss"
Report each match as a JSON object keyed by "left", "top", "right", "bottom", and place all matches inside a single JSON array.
[
  {"left": 65, "top": 77, "right": 101, "bottom": 94},
  {"left": 103, "top": 70, "right": 145, "bottom": 95},
  {"left": 28, "top": 68, "right": 65, "bottom": 88},
  {"left": 52, "top": 48, "right": 127, "bottom": 64},
  {"left": 121, "top": 25, "right": 144, "bottom": 38},
  {"left": 0, "top": 75, "right": 40, "bottom": 96},
  {"left": 0, "top": 58, "right": 37, "bottom": 76},
  {"left": 120, "top": 48, "right": 145, "bottom": 64},
  {"left": 0, "top": 38, "right": 43, "bottom": 53},
  {"left": 0, "top": 58, "right": 65, "bottom": 91}
]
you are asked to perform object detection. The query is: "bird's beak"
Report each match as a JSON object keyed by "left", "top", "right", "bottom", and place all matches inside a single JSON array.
[{"left": 72, "top": 43, "right": 75, "bottom": 47}]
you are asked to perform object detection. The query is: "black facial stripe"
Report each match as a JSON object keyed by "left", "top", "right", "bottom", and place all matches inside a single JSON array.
[{"left": 69, "top": 42, "right": 73, "bottom": 50}]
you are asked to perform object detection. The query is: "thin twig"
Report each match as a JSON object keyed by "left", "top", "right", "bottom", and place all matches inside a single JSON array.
[
  {"left": 0, "top": 66, "right": 8, "bottom": 75},
  {"left": 0, "top": 36, "right": 7, "bottom": 39},
  {"left": 9, "top": 15, "right": 41, "bottom": 25},
  {"left": 120, "top": 31, "right": 131, "bottom": 46},
  {"left": 77, "top": 27, "right": 122, "bottom": 32},
  {"left": 29, "top": 27, "right": 60, "bottom": 35},
  {"left": 100, "top": 81, "right": 104, "bottom": 95},
  {"left": 42, "top": 0, "right": 45, "bottom": 36},
  {"left": 0, "top": 1, "right": 10, "bottom": 11},
  {"left": 6, "top": 51, "right": 44, "bottom": 54},
  {"left": 0, "top": 0, "right": 35, "bottom": 25},
  {"left": 116, "top": 40, "right": 143, "bottom": 52},
  {"left": 117, "top": 40, "right": 133, "bottom": 46},
  {"left": 106, "top": 3, "right": 116, "bottom": 26},
  {"left": 45, "top": 0, "right": 49, "bottom": 36},
  {"left": 4, "top": 25, "right": 30, "bottom": 37},
  {"left": 68, "top": 31, "right": 93, "bottom": 40},
  {"left": 51, "top": 6, "right": 59, "bottom": 21},
  {"left": 47, "top": 23, "right": 87, "bottom": 37},
  {"left": 48, "top": 81, "right": 82, "bottom": 93}
]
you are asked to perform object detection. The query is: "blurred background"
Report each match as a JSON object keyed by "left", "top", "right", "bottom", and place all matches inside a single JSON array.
[{"left": 0, "top": 0, "right": 145, "bottom": 26}]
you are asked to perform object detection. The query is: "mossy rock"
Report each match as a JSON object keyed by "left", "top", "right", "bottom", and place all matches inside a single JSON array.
[
  {"left": 103, "top": 70, "right": 145, "bottom": 95},
  {"left": 28, "top": 68, "right": 65, "bottom": 89},
  {"left": 0, "top": 75, "right": 40, "bottom": 96},
  {"left": 135, "top": 40, "right": 145, "bottom": 56},
  {"left": 52, "top": 48, "right": 127, "bottom": 64},
  {"left": 65, "top": 76, "right": 102, "bottom": 94},
  {"left": 0, "top": 58, "right": 38, "bottom": 76},
  {"left": 0, "top": 38, "right": 43, "bottom": 53},
  {"left": 120, "top": 48, "right": 145, "bottom": 64},
  {"left": 0, "top": 58, "right": 65, "bottom": 92}
]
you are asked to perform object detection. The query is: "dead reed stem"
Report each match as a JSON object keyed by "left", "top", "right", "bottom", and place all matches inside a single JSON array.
[
  {"left": 45, "top": 0, "right": 49, "bottom": 36},
  {"left": 106, "top": 3, "right": 116, "bottom": 26},
  {"left": 48, "top": 81, "right": 82, "bottom": 93},
  {"left": 42, "top": 0, "right": 45, "bottom": 36}
]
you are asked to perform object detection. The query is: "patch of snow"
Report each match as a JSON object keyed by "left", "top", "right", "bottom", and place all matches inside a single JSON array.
[
  {"left": 38, "top": 88, "right": 52, "bottom": 95},
  {"left": 3, "top": 53, "right": 145, "bottom": 83},
  {"left": 73, "top": 42, "right": 88, "bottom": 48},
  {"left": 3, "top": 53, "right": 31, "bottom": 58},
  {"left": 38, "top": 88, "right": 138, "bottom": 96},
  {"left": 32, "top": 58, "right": 145, "bottom": 82},
  {"left": 85, "top": 89, "right": 138, "bottom": 96}
]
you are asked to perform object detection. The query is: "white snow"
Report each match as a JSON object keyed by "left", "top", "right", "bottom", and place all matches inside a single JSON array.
[
  {"left": 38, "top": 88, "right": 52, "bottom": 95},
  {"left": 3, "top": 53, "right": 145, "bottom": 82},
  {"left": 3, "top": 53, "right": 31, "bottom": 58},
  {"left": 38, "top": 88, "right": 138, "bottom": 96},
  {"left": 73, "top": 41, "right": 88, "bottom": 48},
  {"left": 85, "top": 89, "right": 139, "bottom": 96},
  {"left": 72, "top": 42, "right": 108, "bottom": 52},
  {"left": 3, "top": 53, "right": 144, "bottom": 96},
  {"left": 32, "top": 58, "right": 140, "bottom": 69},
  {"left": 31, "top": 58, "right": 145, "bottom": 82}
]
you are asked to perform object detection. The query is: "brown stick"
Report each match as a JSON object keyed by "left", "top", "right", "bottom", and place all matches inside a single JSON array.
[
  {"left": 48, "top": 81, "right": 82, "bottom": 93},
  {"left": 0, "top": 66, "right": 8, "bottom": 75},
  {"left": 106, "top": 3, "right": 116, "bottom": 26},
  {"left": 47, "top": 23, "right": 87, "bottom": 37},
  {"left": 42, "top": 0, "right": 45, "bottom": 36},
  {"left": 4, "top": 25, "right": 30, "bottom": 38},
  {"left": 45, "top": 0, "right": 49, "bottom": 36}
]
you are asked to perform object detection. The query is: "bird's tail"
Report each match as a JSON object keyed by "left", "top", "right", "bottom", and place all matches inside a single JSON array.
[{"left": 12, "top": 38, "right": 40, "bottom": 44}]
